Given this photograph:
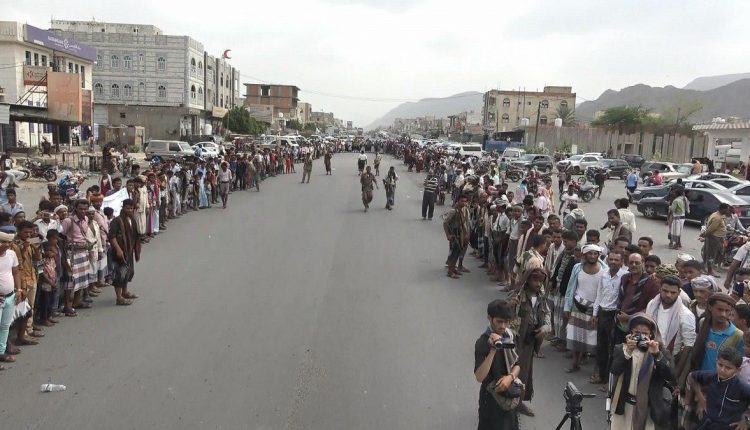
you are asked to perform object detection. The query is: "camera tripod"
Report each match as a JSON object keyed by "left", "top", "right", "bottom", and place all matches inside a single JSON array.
[{"left": 555, "top": 403, "right": 583, "bottom": 430}]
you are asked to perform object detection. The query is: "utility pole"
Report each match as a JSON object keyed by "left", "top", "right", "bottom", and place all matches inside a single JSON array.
[{"left": 533, "top": 101, "right": 542, "bottom": 147}]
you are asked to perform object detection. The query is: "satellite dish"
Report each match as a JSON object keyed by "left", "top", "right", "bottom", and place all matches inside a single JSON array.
[{"left": 222, "top": 49, "right": 232, "bottom": 59}]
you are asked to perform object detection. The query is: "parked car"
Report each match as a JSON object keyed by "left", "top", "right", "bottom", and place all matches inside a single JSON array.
[
  {"left": 629, "top": 180, "right": 731, "bottom": 202},
  {"left": 458, "top": 143, "right": 483, "bottom": 157},
  {"left": 192, "top": 142, "right": 220, "bottom": 157},
  {"left": 639, "top": 161, "right": 683, "bottom": 181},
  {"left": 637, "top": 188, "right": 750, "bottom": 226},
  {"left": 556, "top": 154, "right": 602, "bottom": 174},
  {"left": 510, "top": 154, "right": 554, "bottom": 172},
  {"left": 501, "top": 148, "right": 526, "bottom": 162},
  {"left": 144, "top": 140, "right": 194, "bottom": 161},
  {"left": 728, "top": 183, "right": 750, "bottom": 203},
  {"left": 598, "top": 158, "right": 630, "bottom": 179},
  {"left": 620, "top": 154, "right": 646, "bottom": 168},
  {"left": 685, "top": 173, "right": 745, "bottom": 189}
]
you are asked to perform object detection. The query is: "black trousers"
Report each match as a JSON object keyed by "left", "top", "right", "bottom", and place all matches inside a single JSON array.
[
  {"left": 422, "top": 192, "right": 435, "bottom": 219},
  {"left": 596, "top": 309, "right": 617, "bottom": 379}
]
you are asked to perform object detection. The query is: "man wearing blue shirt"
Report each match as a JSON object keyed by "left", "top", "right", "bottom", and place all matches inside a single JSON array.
[{"left": 625, "top": 169, "right": 638, "bottom": 194}]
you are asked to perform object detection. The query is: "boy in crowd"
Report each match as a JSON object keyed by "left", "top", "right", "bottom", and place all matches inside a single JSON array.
[{"left": 688, "top": 347, "right": 750, "bottom": 430}]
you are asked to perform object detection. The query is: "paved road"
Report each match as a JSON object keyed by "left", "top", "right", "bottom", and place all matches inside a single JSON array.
[{"left": 1, "top": 153, "right": 714, "bottom": 430}]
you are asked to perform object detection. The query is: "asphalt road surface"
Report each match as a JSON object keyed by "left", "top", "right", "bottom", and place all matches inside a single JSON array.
[{"left": 1, "top": 153, "right": 715, "bottom": 430}]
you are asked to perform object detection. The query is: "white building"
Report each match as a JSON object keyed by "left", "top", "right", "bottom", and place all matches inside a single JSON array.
[
  {"left": 0, "top": 21, "right": 95, "bottom": 148},
  {"left": 50, "top": 19, "right": 239, "bottom": 140}
]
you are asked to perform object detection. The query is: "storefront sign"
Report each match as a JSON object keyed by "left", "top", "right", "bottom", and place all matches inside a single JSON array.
[
  {"left": 23, "top": 65, "right": 48, "bottom": 86},
  {"left": 212, "top": 107, "right": 228, "bottom": 118},
  {"left": 47, "top": 72, "right": 82, "bottom": 122},
  {"left": 24, "top": 24, "right": 96, "bottom": 62}
]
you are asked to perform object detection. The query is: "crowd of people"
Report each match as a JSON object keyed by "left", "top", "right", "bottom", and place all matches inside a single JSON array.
[
  {"left": 0, "top": 140, "right": 344, "bottom": 372},
  {"left": 376, "top": 139, "right": 750, "bottom": 430}
]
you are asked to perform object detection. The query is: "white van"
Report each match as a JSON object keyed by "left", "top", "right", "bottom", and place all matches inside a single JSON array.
[
  {"left": 502, "top": 148, "right": 526, "bottom": 161},
  {"left": 459, "top": 143, "right": 483, "bottom": 157},
  {"left": 144, "top": 140, "right": 194, "bottom": 160}
]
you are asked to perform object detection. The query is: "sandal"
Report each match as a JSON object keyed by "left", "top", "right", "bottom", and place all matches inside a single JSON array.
[
  {"left": 116, "top": 299, "right": 132, "bottom": 306},
  {"left": 447, "top": 272, "right": 460, "bottom": 279},
  {"left": 16, "top": 338, "right": 39, "bottom": 346},
  {"left": 0, "top": 354, "right": 16, "bottom": 363},
  {"left": 122, "top": 292, "right": 139, "bottom": 299},
  {"left": 63, "top": 308, "right": 78, "bottom": 317},
  {"left": 77, "top": 303, "right": 92, "bottom": 309},
  {"left": 29, "top": 331, "right": 44, "bottom": 338}
]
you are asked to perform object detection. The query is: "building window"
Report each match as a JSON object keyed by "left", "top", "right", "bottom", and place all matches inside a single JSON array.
[
  {"left": 158, "top": 85, "right": 166, "bottom": 98},
  {"left": 539, "top": 115, "right": 547, "bottom": 125},
  {"left": 541, "top": 100, "right": 549, "bottom": 109},
  {"left": 157, "top": 57, "right": 165, "bottom": 71},
  {"left": 111, "top": 84, "right": 120, "bottom": 98},
  {"left": 220, "top": 73, "right": 224, "bottom": 87},
  {"left": 68, "top": 62, "right": 73, "bottom": 73},
  {"left": 560, "top": 100, "right": 568, "bottom": 109},
  {"left": 33, "top": 53, "right": 39, "bottom": 66},
  {"left": 190, "top": 58, "right": 196, "bottom": 75},
  {"left": 94, "top": 83, "right": 103, "bottom": 97},
  {"left": 261, "top": 85, "right": 270, "bottom": 97},
  {"left": 96, "top": 54, "right": 102, "bottom": 68},
  {"left": 501, "top": 114, "right": 510, "bottom": 123},
  {"left": 502, "top": 98, "right": 510, "bottom": 108},
  {"left": 198, "top": 62, "right": 203, "bottom": 76},
  {"left": 123, "top": 84, "right": 132, "bottom": 98},
  {"left": 190, "top": 85, "right": 196, "bottom": 100},
  {"left": 80, "top": 66, "right": 85, "bottom": 88},
  {"left": 139, "top": 82, "right": 145, "bottom": 97},
  {"left": 41, "top": 55, "right": 47, "bottom": 67},
  {"left": 25, "top": 51, "right": 32, "bottom": 65},
  {"left": 124, "top": 55, "right": 131, "bottom": 69},
  {"left": 111, "top": 55, "right": 119, "bottom": 68},
  {"left": 138, "top": 53, "right": 144, "bottom": 65},
  {"left": 75, "top": 64, "right": 79, "bottom": 73},
  {"left": 220, "top": 97, "right": 224, "bottom": 108},
  {"left": 198, "top": 87, "right": 203, "bottom": 101}
]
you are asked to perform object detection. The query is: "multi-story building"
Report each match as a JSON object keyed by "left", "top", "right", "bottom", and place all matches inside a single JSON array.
[
  {"left": 244, "top": 84, "right": 299, "bottom": 121},
  {"left": 482, "top": 86, "right": 576, "bottom": 132},
  {"left": 0, "top": 21, "right": 95, "bottom": 148},
  {"left": 51, "top": 19, "right": 241, "bottom": 140},
  {"left": 296, "top": 102, "right": 311, "bottom": 125},
  {"left": 310, "top": 111, "right": 334, "bottom": 127}
]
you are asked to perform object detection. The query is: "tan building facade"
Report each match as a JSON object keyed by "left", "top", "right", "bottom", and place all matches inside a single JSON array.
[
  {"left": 296, "top": 102, "right": 311, "bottom": 125},
  {"left": 244, "top": 83, "right": 299, "bottom": 119},
  {"left": 482, "top": 86, "right": 576, "bottom": 131}
]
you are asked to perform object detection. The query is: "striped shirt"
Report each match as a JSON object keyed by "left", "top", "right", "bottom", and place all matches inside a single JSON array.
[{"left": 424, "top": 177, "right": 438, "bottom": 194}]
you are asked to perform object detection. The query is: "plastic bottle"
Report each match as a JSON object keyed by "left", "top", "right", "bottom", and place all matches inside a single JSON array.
[{"left": 40, "top": 384, "right": 67, "bottom": 392}]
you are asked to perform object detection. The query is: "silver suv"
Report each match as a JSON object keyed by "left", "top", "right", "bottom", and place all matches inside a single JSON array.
[{"left": 556, "top": 154, "right": 602, "bottom": 174}]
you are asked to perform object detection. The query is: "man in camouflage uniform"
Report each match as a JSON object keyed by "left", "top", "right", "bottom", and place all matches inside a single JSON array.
[
  {"left": 360, "top": 165, "right": 378, "bottom": 212},
  {"left": 301, "top": 154, "right": 313, "bottom": 184}
]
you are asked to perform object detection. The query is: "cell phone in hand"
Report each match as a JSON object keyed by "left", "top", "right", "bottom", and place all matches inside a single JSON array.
[{"left": 28, "top": 237, "right": 41, "bottom": 245}]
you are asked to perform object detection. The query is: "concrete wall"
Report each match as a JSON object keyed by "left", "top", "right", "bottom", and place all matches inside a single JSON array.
[
  {"left": 97, "top": 104, "right": 190, "bottom": 140},
  {"left": 521, "top": 125, "right": 705, "bottom": 162}
]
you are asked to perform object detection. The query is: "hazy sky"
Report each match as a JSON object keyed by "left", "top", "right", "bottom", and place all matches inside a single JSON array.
[{"left": 4, "top": 0, "right": 748, "bottom": 126}]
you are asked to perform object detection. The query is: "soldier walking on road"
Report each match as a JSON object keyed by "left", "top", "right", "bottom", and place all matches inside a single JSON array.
[
  {"left": 360, "top": 166, "right": 378, "bottom": 212},
  {"left": 301, "top": 154, "right": 313, "bottom": 184},
  {"left": 324, "top": 150, "right": 333, "bottom": 175}
]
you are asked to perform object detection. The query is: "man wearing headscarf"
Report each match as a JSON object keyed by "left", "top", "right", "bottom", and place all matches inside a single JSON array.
[
  {"left": 564, "top": 244, "right": 607, "bottom": 372},
  {"left": 510, "top": 268, "right": 550, "bottom": 417},
  {"left": 610, "top": 314, "right": 674, "bottom": 430},
  {"left": 645, "top": 274, "right": 696, "bottom": 393},
  {"left": 615, "top": 253, "right": 660, "bottom": 344}
]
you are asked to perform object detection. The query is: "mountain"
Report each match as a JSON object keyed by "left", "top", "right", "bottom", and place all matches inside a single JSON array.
[
  {"left": 683, "top": 72, "right": 750, "bottom": 91},
  {"left": 366, "top": 91, "right": 483, "bottom": 130},
  {"left": 576, "top": 79, "right": 750, "bottom": 122}
]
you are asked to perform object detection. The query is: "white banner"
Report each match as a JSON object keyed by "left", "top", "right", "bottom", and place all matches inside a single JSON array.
[{"left": 102, "top": 188, "right": 128, "bottom": 217}]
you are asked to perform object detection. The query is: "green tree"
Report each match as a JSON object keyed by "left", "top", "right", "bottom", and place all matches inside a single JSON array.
[
  {"left": 222, "top": 107, "right": 266, "bottom": 135},
  {"left": 223, "top": 107, "right": 251, "bottom": 133},
  {"left": 303, "top": 122, "right": 317, "bottom": 131},
  {"left": 554, "top": 104, "right": 577, "bottom": 126},
  {"left": 286, "top": 119, "right": 303, "bottom": 131},
  {"left": 590, "top": 105, "right": 651, "bottom": 132}
]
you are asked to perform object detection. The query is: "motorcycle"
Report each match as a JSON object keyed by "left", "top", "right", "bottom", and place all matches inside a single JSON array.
[
  {"left": 723, "top": 233, "right": 748, "bottom": 268},
  {"left": 57, "top": 173, "right": 86, "bottom": 203},
  {"left": 20, "top": 159, "right": 57, "bottom": 182},
  {"left": 577, "top": 166, "right": 609, "bottom": 185},
  {"left": 579, "top": 183, "right": 597, "bottom": 202}
]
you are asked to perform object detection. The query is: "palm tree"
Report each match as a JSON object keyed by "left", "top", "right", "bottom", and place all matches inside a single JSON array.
[{"left": 554, "top": 104, "right": 577, "bottom": 126}]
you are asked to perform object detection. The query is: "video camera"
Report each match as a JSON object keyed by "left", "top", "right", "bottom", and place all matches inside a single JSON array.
[
  {"left": 493, "top": 335, "right": 516, "bottom": 350},
  {"left": 556, "top": 382, "right": 596, "bottom": 430}
]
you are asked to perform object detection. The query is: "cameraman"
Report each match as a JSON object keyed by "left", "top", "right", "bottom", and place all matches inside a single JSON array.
[
  {"left": 610, "top": 314, "right": 674, "bottom": 430},
  {"left": 474, "top": 299, "right": 521, "bottom": 429}
]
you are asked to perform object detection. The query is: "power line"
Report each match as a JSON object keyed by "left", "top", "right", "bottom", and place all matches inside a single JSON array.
[{"left": 239, "top": 73, "right": 484, "bottom": 103}]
